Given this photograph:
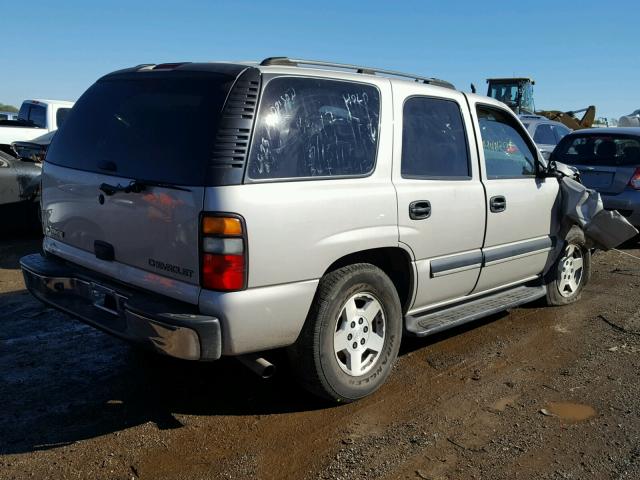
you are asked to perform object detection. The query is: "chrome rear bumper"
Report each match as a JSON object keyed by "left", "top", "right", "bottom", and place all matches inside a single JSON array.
[{"left": 20, "top": 253, "right": 221, "bottom": 361}]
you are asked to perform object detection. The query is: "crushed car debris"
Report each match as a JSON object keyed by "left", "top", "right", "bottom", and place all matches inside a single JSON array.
[{"left": 559, "top": 176, "right": 638, "bottom": 250}]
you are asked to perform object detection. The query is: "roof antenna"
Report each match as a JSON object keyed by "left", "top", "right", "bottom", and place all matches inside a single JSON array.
[{"left": 470, "top": 83, "right": 477, "bottom": 94}]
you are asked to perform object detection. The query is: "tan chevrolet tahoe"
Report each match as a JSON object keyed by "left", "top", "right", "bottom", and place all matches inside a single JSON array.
[{"left": 21, "top": 57, "right": 590, "bottom": 402}]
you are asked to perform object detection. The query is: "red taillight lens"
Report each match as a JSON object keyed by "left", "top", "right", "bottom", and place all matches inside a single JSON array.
[
  {"left": 200, "top": 214, "right": 246, "bottom": 291},
  {"left": 629, "top": 167, "right": 640, "bottom": 190},
  {"left": 202, "top": 254, "right": 245, "bottom": 291}
]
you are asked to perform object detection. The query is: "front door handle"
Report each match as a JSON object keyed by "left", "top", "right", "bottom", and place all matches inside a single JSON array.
[
  {"left": 490, "top": 195, "right": 507, "bottom": 213},
  {"left": 409, "top": 200, "right": 431, "bottom": 220}
]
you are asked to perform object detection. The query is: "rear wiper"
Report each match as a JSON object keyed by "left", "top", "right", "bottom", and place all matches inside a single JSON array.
[{"left": 99, "top": 179, "right": 191, "bottom": 196}]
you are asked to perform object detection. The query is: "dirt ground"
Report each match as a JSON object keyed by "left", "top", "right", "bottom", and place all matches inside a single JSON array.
[{"left": 1, "top": 234, "right": 639, "bottom": 480}]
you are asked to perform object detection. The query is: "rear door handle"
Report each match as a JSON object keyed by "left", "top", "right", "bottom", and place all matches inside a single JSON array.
[
  {"left": 409, "top": 200, "right": 431, "bottom": 220},
  {"left": 490, "top": 195, "right": 507, "bottom": 213}
]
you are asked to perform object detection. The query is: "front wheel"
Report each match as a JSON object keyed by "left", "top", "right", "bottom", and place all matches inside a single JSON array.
[
  {"left": 544, "top": 226, "right": 591, "bottom": 306},
  {"left": 288, "top": 263, "right": 403, "bottom": 403}
]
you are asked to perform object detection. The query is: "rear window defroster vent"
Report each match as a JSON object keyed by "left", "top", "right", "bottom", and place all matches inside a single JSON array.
[{"left": 209, "top": 67, "right": 261, "bottom": 185}]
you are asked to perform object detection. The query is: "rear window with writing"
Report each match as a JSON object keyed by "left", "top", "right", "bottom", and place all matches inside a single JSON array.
[{"left": 247, "top": 77, "right": 380, "bottom": 180}]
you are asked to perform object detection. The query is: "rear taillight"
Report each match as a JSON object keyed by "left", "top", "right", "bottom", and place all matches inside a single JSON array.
[
  {"left": 200, "top": 214, "right": 246, "bottom": 291},
  {"left": 629, "top": 168, "right": 640, "bottom": 190}
]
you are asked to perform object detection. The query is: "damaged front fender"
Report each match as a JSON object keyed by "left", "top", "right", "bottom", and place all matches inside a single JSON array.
[{"left": 560, "top": 176, "right": 638, "bottom": 250}]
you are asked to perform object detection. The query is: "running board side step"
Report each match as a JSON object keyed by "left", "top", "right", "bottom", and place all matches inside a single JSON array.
[{"left": 405, "top": 284, "right": 547, "bottom": 337}]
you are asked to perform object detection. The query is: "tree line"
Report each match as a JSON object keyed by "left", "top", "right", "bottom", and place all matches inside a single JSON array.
[{"left": 0, "top": 103, "right": 18, "bottom": 112}]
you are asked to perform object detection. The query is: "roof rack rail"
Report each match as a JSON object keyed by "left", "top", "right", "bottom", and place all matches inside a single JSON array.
[{"left": 260, "top": 57, "right": 455, "bottom": 89}]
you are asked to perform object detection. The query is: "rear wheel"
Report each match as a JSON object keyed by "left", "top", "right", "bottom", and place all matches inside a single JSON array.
[
  {"left": 288, "top": 263, "right": 402, "bottom": 403},
  {"left": 544, "top": 226, "right": 591, "bottom": 306}
]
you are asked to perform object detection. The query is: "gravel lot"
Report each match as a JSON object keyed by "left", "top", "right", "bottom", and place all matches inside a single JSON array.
[{"left": 1, "top": 234, "right": 639, "bottom": 479}]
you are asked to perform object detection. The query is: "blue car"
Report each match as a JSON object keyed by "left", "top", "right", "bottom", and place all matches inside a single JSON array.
[{"left": 552, "top": 127, "right": 640, "bottom": 228}]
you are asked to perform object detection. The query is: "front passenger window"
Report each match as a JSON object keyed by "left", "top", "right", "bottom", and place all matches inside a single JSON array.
[
  {"left": 477, "top": 106, "right": 537, "bottom": 179},
  {"left": 554, "top": 125, "right": 571, "bottom": 143}
]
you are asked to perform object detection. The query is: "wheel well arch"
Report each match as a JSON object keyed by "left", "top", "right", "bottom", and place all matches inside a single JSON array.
[{"left": 323, "top": 247, "right": 415, "bottom": 313}]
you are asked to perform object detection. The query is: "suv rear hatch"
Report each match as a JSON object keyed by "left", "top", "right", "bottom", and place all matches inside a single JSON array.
[
  {"left": 553, "top": 133, "right": 640, "bottom": 194},
  {"left": 42, "top": 64, "right": 253, "bottom": 300}
]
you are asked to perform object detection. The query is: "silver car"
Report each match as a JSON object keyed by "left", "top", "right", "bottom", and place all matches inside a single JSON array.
[
  {"left": 551, "top": 127, "right": 640, "bottom": 228},
  {"left": 619, "top": 109, "right": 640, "bottom": 127},
  {"left": 520, "top": 114, "right": 572, "bottom": 160},
  {"left": 20, "top": 58, "right": 592, "bottom": 402}
]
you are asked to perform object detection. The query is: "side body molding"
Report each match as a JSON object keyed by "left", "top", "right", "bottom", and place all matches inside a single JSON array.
[{"left": 430, "top": 237, "right": 553, "bottom": 277}]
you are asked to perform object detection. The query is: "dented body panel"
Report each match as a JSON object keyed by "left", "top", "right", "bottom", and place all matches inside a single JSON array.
[{"left": 0, "top": 151, "right": 41, "bottom": 206}]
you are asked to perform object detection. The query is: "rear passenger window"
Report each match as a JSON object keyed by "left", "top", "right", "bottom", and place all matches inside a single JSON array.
[
  {"left": 247, "top": 77, "right": 380, "bottom": 180},
  {"left": 477, "top": 106, "right": 537, "bottom": 179},
  {"left": 554, "top": 125, "right": 571, "bottom": 143},
  {"left": 401, "top": 97, "right": 470, "bottom": 178},
  {"left": 533, "top": 124, "right": 556, "bottom": 145},
  {"left": 18, "top": 103, "right": 47, "bottom": 128}
]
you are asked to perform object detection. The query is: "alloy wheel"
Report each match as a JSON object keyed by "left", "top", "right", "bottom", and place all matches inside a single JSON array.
[
  {"left": 333, "top": 292, "right": 386, "bottom": 376},
  {"left": 557, "top": 243, "right": 584, "bottom": 298}
]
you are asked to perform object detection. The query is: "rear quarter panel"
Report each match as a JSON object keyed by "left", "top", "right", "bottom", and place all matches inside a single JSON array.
[{"left": 203, "top": 177, "right": 398, "bottom": 289}]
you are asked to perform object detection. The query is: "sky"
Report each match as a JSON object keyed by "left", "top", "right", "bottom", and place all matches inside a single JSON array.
[{"left": 1, "top": 0, "right": 638, "bottom": 119}]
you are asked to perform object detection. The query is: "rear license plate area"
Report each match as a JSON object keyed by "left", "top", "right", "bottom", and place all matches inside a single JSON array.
[{"left": 580, "top": 171, "right": 614, "bottom": 189}]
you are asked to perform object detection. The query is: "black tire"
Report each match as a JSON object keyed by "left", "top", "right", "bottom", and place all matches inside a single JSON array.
[
  {"left": 288, "top": 263, "right": 402, "bottom": 403},
  {"left": 544, "top": 226, "right": 591, "bottom": 306}
]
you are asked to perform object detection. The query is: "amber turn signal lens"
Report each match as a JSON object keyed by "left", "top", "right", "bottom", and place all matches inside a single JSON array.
[{"left": 202, "top": 216, "right": 242, "bottom": 236}]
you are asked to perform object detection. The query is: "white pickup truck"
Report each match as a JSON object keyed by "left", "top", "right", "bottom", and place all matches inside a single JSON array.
[{"left": 0, "top": 99, "right": 74, "bottom": 155}]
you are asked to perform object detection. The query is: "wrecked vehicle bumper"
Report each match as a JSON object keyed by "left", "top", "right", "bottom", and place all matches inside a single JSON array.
[
  {"left": 20, "top": 253, "right": 222, "bottom": 361},
  {"left": 560, "top": 176, "right": 639, "bottom": 249}
]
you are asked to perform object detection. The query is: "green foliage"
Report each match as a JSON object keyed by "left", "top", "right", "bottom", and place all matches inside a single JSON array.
[{"left": 0, "top": 103, "right": 18, "bottom": 112}]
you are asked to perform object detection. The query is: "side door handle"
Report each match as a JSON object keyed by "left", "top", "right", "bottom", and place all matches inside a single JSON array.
[
  {"left": 490, "top": 195, "right": 507, "bottom": 213},
  {"left": 409, "top": 200, "right": 431, "bottom": 220}
]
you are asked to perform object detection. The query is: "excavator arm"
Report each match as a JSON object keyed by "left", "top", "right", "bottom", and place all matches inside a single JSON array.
[
  {"left": 486, "top": 77, "right": 597, "bottom": 130},
  {"left": 536, "top": 106, "right": 596, "bottom": 130}
]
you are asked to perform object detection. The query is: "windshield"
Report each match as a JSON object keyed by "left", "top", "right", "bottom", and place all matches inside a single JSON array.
[
  {"left": 489, "top": 83, "right": 519, "bottom": 106},
  {"left": 488, "top": 81, "right": 535, "bottom": 114},
  {"left": 554, "top": 134, "right": 640, "bottom": 167},
  {"left": 46, "top": 72, "right": 234, "bottom": 185}
]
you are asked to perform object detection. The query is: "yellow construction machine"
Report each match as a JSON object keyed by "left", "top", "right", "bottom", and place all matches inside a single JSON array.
[{"left": 485, "top": 77, "right": 596, "bottom": 130}]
